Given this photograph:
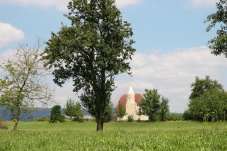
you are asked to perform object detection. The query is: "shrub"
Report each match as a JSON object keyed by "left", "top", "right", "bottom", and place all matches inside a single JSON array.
[
  {"left": 50, "top": 105, "right": 64, "bottom": 123},
  {"left": 128, "top": 115, "right": 134, "bottom": 122},
  {"left": 166, "top": 113, "right": 183, "bottom": 121},
  {"left": 0, "top": 119, "right": 8, "bottom": 130},
  {"left": 72, "top": 117, "right": 84, "bottom": 122},
  {"left": 35, "top": 117, "right": 49, "bottom": 122}
]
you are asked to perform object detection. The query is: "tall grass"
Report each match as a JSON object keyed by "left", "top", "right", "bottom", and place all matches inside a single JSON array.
[{"left": 0, "top": 121, "right": 226, "bottom": 150}]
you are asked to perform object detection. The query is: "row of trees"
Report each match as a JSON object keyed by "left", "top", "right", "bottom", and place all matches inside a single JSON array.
[
  {"left": 49, "top": 100, "right": 84, "bottom": 123},
  {"left": 50, "top": 98, "right": 113, "bottom": 123}
]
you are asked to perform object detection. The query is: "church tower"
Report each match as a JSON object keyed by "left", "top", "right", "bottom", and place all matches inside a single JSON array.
[{"left": 125, "top": 86, "right": 137, "bottom": 119}]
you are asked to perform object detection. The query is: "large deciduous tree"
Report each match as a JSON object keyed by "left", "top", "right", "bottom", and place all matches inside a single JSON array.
[
  {"left": 205, "top": 0, "right": 227, "bottom": 57},
  {"left": 42, "top": 0, "right": 135, "bottom": 131},
  {"left": 184, "top": 76, "right": 227, "bottom": 121},
  {"left": 0, "top": 40, "right": 53, "bottom": 130}
]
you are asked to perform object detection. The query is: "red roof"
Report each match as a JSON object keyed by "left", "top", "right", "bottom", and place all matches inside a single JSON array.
[{"left": 116, "top": 94, "right": 143, "bottom": 112}]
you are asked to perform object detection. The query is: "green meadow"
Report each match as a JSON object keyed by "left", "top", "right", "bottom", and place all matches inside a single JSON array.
[{"left": 1, "top": 121, "right": 227, "bottom": 151}]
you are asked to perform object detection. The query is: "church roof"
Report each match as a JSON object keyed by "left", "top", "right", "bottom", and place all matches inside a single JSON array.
[{"left": 116, "top": 93, "right": 143, "bottom": 111}]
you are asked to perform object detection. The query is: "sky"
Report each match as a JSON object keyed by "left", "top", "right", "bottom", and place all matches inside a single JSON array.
[{"left": 0, "top": 0, "right": 227, "bottom": 113}]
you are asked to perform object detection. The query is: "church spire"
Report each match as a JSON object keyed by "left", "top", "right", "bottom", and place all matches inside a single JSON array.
[{"left": 128, "top": 85, "right": 134, "bottom": 95}]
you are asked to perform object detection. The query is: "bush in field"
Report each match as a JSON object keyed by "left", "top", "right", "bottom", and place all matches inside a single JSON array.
[
  {"left": 166, "top": 113, "right": 183, "bottom": 121},
  {"left": 128, "top": 115, "right": 134, "bottom": 122},
  {"left": 35, "top": 117, "right": 49, "bottom": 122},
  {"left": 64, "top": 99, "right": 84, "bottom": 122},
  {"left": 50, "top": 105, "right": 64, "bottom": 123},
  {"left": 0, "top": 119, "right": 8, "bottom": 130}
]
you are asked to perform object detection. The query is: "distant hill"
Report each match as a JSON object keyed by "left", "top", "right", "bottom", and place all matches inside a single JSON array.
[
  {"left": 0, "top": 107, "right": 116, "bottom": 121},
  {"left": 0, "top": 107, "right": 51, "bottom": 121}
]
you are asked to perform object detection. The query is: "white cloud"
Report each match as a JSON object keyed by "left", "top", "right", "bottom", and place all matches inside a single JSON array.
[
  {"left": 0, "top": 22, "right": 24, "bottom": 47},
  {"left": 190, "top": 0, "right": 218, "bottom": 8},
  {"left": 112, "top": 46, "right": 227, "bottom": 113},
  {"left": 53, "top": 82, "right": 80, "bottom": 107},
  {"left": 115, "top": 0, "right": 143, "bottom": 8}
]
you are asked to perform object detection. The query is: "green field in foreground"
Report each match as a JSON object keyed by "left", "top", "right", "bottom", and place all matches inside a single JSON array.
[{"left": 0, "top": 121, "right": 227, "bottom": 151}]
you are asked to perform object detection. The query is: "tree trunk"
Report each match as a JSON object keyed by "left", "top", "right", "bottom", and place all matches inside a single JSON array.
[
  {"left": 96, "top": 113, "right": 104, "bottom": 131},
  {"left": 13, "top": 104, "right": 21, "bottom": 131},
  {"left": 13, "top": 117, "right": 20, "bottom": 131}
]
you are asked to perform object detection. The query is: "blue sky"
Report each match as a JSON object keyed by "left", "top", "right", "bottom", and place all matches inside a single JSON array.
[{"left": 1, "top": 0, "right": 227, "bottom": 113}]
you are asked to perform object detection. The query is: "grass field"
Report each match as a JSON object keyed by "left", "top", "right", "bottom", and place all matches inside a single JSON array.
[{"left": 0, "top": 121, "right": 227, "bottom": 151}]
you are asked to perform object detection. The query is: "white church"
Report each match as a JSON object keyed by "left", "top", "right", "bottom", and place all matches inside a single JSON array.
[{"left": 116, "top": 86, "right": 148, "bottom": 121}]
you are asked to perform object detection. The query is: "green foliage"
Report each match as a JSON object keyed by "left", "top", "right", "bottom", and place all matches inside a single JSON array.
[
  {"left": 104, "top": 102, "right": 113, "bottom": 122},
  {"left": 140, "top": 89, "right": 169, "bottom": 121},
  {"left": 127, "top": 115, "right": 134, "bottom": 122},
  {"left": 64, "top": 99, "right": 84, "bottom": 122},
  {"left": 115, "top": 102, "right": 126, "bottom": 120},
  {"left": 205, "top": 0, "right": 227, "bottom": 57},
  {"left": 42, "top": 0, "right": 135, "bottom": 131},
  {"left": 73, "top": 102, "right": 84, "bottom": 122},
  {"left": 1, "top": 121, "right": 227, "bottom": 150},
  {"left": 185, "top": 76, "right": 227, "bottom": 121},
  {"left": 189, "top": 76, "right": 223, "bottom": 100},
  {"left": 35, "top": 117, "right": 49, "bottom": 122},
  {"left": 140, "top": 89, "right": 160, "bottom": 121},
  {"left": 50, "top": 105, "right": 64, "bottom": 123},
  {"left": 166, "top": 113, "right": 183, "bottom": 121},
  {"left": 160, "top": 97, "right": 170, "bottom": 121},
  {"left": 64, "top": 99, "right": 75, "bottom": 118}
]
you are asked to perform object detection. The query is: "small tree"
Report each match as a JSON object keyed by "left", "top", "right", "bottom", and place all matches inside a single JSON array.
[
  {"left": 104, "top": 102, "right": 113, "bottom": 122},
  {"left": 50, "top": 105, "right": 64, "bottom": 123},
  {"left": 0, "top": 39, "right": 53, "bottom": 130},
  {"left": 64, "top": 99, "right": 84, "bottom": 122},
  {"left": 139, "top": 89, "right": 161, "bottom": 121},
  {"left": 72, "top": 102, "right": 84, "bottom": 122},
  {"left": 160, "top": 97, "right": 170, "bottom": 121},
  {"left": 115, "top": 102, "right": 126, "bottom": 120},
  {"left": 64, "top": 99, "right": 74, "bottom": 119}
]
